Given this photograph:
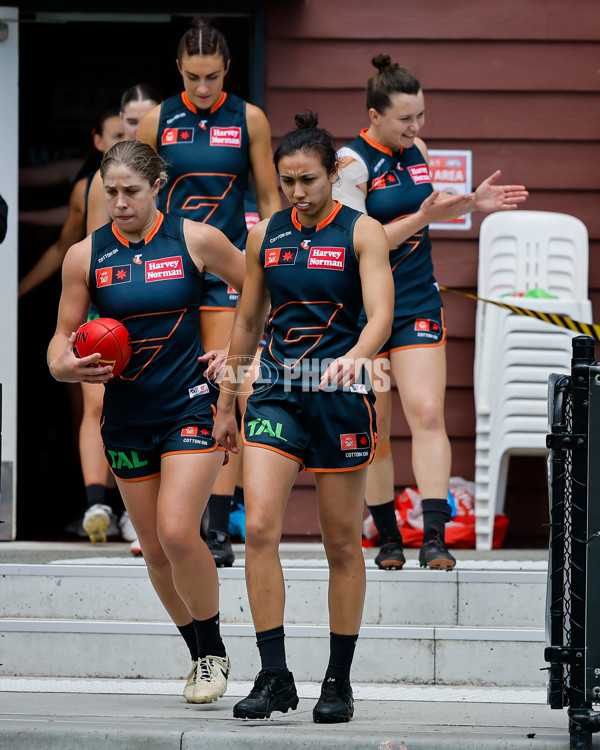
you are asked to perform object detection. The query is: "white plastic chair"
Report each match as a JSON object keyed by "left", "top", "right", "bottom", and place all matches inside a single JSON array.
[
  {"left": 473, "top": 212, "right": 591, "bottom": 549},
  {"left": 474, "top": 210, "right": 589, "bottom": 405}
]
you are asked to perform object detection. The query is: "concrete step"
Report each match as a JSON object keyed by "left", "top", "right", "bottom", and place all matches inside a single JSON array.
[
  {"left": 0, "top": 617, "right": 545, "bottom": 686},
  {"left": 0, "top": 681, "right": 567, "bottom": 750},
  {"left": 0, "top": 551, "right": 549, "bottom": 687},
  {"left": 0, "top": 559, "right": 547, "bottom": 628}
]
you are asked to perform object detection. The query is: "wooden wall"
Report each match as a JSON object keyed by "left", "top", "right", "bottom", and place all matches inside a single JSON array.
[{"left": 262, "top": 0, "right": 600, "bottom": 543}]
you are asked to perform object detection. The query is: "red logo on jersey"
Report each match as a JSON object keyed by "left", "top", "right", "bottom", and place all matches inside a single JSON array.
[
  {"left": 96, "top": 265, "right": 131, "bottom": 287},
  {"left": 145, "top": 256, "right": 184, "bottom": 282},
  {"left": 265, "top": 247, "right": 298, "bottom": 267},
  {"left": 199, "top": 120, "right": 208, "bottom": 130},
  {"left": 210, "top": 126, "right": 242, "bottom": 147},
  {"left": 307, "top": 247, "right": 345, "bottom": 271},
  {"left": 370, "top": 172, "right": 401, "bottom": 190},
  {"left": 414, "top": 318, "right": 440, "bottom": 332},
  {"left": 161, "top": 128, "right": 194, "bottom": 145},
  {"left": 181, "top": 426, "right": 198, "bottom": 437},
  {"left": 408, "top": 165, "right": 431, "bottom": 184},
  {"left": 301, "top": 239, "right": 311, "bottom": 250},
  {"left": 227, "top": 286, "right": 239, "bottom": 297},
  {"left": 340, "top": 433, "right": 370, "bottom": 450}
]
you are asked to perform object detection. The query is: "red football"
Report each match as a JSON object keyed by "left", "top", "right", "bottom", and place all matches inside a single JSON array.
[{"left": 73, "top": 318, "right": 131, "bottom": 378}]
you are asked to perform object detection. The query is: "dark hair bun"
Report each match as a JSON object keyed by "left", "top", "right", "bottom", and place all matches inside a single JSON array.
[
  {"left": 372, "top": 53, "right": 393, "bottom": 73},
  {"left": 294, "top": 110, "right": 319, "bottom": 130}
]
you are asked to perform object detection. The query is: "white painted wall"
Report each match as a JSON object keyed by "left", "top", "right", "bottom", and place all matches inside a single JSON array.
[{"left": 0, "top": 7, "right": 18, "bottom": 539}]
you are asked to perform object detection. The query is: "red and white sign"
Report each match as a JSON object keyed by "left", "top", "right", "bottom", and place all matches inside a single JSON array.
[
  {"left": 407, "top": 164, "right": 431, "bottom": 185},
  {"left": 181, "top": 426, "right": 198, "bottom": 437},
  {"left": 307, "top": 246, "right": 345, "bottom": 271},
  {"left": 428, "top": 150, "right": 472, "bottom": 231},
  {"left": 210, "top": 127, "right": 242, "bottom": 147},
  {"left": 145, "top": 256, "right": 184, "bottom": 282}
]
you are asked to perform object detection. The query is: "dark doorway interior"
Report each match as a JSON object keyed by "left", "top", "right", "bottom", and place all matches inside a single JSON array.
[{"left": 17, "top": 13, "right": 253, "bottom": 539}]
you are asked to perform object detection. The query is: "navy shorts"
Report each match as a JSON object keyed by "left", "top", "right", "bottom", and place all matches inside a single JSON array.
[
  {"left": 199, "top": 274, "right": 239, "bottom": 311},
  {"left": 378, "top": 307, "right": 446, "bottom": 357},
  {"left": 101, "top": 407, "right": 226, "bottom": 481},
  {"left": 243, "top": 384, "right": 377, "bottom": 472}
]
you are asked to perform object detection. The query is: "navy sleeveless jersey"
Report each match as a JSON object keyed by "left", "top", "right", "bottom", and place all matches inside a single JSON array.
[
  {"left": 156, "top": 91, "right": 250, "bottom": 252},
  {"left": 259, "top": 202, "right": 365, "bottom": 387},
  {"left": 89, "top": 212, "right": 217, "bottom": 426},
  {"left": 342, "top": 129, "right": 440, "bottom": 312}
]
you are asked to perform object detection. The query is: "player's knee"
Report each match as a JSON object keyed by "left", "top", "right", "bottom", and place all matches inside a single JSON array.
[
  {"left": 245, "top": 512, "right": 280, "bottom": 550},
  {"left": 140, "top": 539, "right": 170, "bottom": 571},
  {"left": 322, "top": 533, "right": 362, "bottom": 571},
  {"left": 157, "top": 523, "right": 192, "bottom": 564},
  {"left": 409, "top": 398, "right": 445, "bottom": 433}
]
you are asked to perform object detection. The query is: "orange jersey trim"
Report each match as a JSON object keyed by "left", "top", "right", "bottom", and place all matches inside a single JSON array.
[
  {"left": 241, "top": 420, "right": 304, "bottom": 469},
  {"left": 181, "top": 90, "right": 227, "bottom": 115},
  {"left": 111, "top": 212, "right": 164, "bottom": 248},
  {"left": 359, "top": 128, "right": 400, "bottom": 157},
  {"left": 161, "top": 446, "right": 224, "bottom": 458},
  {"left": 199, "top": 305, "right": 237, "bottom": 312},
  {"left": 291, "top": 200, "right": 343, "bottom": 233},
  {"left": 211, "top": 92, "right": 227, "bottom": 113},
  {"left": 242, "top": 439, "right": 305, "bottom": 469},
  {"left": 113, "top": 471, "right": 161, "bottom": 483}
]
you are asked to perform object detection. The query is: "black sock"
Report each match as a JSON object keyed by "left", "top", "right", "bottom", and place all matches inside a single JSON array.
[
  {"left": 208, "top": 494, "right": 232, "bottom": 534},
  {"left": 233, "top": 485, "right": 245, "bottom": 507},
  {"left": 85, "top": 484, "right": 106, "bottom": 508},
  {"left": 325, "top": 632, "right": 358, "bottom": 682},
  {"left": 177, "top": 621, "right": 199, "bottom": 662},
  {"left": 256, "top": 625, "right": 288, "bottom": 677},
  {"left": 367, "top": 499, "right": 402, "bottom": 544},
  {"left": 422, "top": 497, "right": 452, "bottom": 543},
  {"left": 193, "top": 613, "right": 226, "bottom": 658}
]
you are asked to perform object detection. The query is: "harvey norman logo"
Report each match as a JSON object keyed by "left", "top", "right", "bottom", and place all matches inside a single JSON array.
[
  {"left": 307, "top": 246, "right": 345, "bottom": 271},
  {"left": 210, "top": 126, "right": 242, "bottom": 147},
  {"left": 145, "top": 256, "right": 184, "bottom": 282},
  {"left": 408, "top": 164, "right": 431, "bottom": 185}
]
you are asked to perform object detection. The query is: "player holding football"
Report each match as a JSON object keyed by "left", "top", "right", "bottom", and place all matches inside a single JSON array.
[{"left": 48, "top": 139, "right": 245, "bottom": 705}]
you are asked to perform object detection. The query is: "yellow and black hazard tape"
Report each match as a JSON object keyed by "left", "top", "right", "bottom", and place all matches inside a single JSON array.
[{"left": 438, "top": 286, "right": 600, "bottom": 342}]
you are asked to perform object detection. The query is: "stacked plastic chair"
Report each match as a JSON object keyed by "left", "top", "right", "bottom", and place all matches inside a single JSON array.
[{"left": 474, "top": 211, "right": 591, "bottom": 549}]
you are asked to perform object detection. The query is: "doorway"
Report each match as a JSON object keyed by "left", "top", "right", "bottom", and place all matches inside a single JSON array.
[{"left": 17, "top": 10, "right": 259, "bottom": 538}]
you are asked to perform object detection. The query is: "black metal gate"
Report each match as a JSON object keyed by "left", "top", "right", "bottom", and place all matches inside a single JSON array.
[{"left": 546, "top": 335, "right": 600, "bottom": 749}]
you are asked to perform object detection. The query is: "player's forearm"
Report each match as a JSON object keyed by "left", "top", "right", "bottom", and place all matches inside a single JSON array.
[
  {"left": 383, "top": 212, "right": 427, "bottom": 250},
  {"left": 216, "top": 322, "right": 263, "bottom": 410},
  {"left": 349, "top": 312, "right": 392, "bottom": 363},
  {"left": 19, "top": 243, "right": 65, "bottom": 297}
]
